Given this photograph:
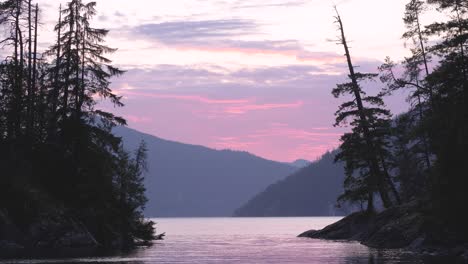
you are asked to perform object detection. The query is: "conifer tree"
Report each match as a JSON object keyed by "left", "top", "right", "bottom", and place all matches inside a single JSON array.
[
  {"left": 0, "top": 0, "right": 156, "bottom": 247},
  {"left": 332, "top": 8, "right": 399, "bottom": 211}
]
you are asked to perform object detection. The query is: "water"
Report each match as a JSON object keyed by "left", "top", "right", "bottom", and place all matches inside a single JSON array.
[{"left": 1, "top": 217, "right": 448, "bottom": 264}]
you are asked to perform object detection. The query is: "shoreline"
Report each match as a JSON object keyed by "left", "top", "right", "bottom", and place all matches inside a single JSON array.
[{"left": 298, "top": 201, "right": 468, "bottom": 262}]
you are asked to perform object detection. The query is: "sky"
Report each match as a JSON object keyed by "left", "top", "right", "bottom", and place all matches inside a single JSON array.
[{"left": 35, "top": 0, "right": 433, "bottom": 162}]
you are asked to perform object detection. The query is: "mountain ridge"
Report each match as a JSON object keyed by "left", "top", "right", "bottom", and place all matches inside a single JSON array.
[
  {"left": 234, "top": 150, "right": 346, "bottom": 217},
  {"left": 114, "top": 126, "right": 298, "bottom": 217}
]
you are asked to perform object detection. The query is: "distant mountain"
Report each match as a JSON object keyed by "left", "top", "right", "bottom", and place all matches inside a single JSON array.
[
  {"left": 234, "top": 151, "right": 346, "bottom": 217},
  {"left": 289, "top": 159, "right": 311, "bottom": 168},
  {"left": 114, "top": 126, "right": 297, "bottom": 217}
]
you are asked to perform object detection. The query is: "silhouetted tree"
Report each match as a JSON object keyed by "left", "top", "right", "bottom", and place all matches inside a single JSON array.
[
  {"left": 332, "top": 8, "right": 399, "bottom": 211},
  {"left": 0, "top": 0, "right": 155, "bottom": 248},
  {"left": 422, "top": 0, "right": 468, "bottom": 235}
]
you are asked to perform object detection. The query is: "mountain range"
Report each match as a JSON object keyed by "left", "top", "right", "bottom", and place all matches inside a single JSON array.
[
  {"left": 114, "top": 126, "right": 297, "bottom": 217},
  {"left": 234, "top": 151, "right": 346, "bottom": 217}
]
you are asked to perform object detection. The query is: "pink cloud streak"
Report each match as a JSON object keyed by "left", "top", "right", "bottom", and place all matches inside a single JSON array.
[
  {"left": 174, "top": 45, "right": 343, "bottom": 64},
  {"left": 114, "top": 89, "right": 304, "bottom": 115},
  {"left": 210, "top": 124, "right": 344, "bottom": 161},
  {"left": 224, "top": 101, "right": 304, "bottom": 114},
  {"left": 115, "top": 90, "right": 250, "bottom": 105}
]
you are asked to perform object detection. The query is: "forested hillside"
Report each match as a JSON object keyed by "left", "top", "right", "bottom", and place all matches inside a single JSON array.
[
  {"left": 303, "top": 0, "right": 468, "bottom": 249},
  {"left": 234, "top": 151, "right": 346, "bottom": 217},
  {"left": 0, "top": 0, "right": 154, "bottom": 250},
  {"left": 115, "top": 126, "right": 297, "bottom": 217}
]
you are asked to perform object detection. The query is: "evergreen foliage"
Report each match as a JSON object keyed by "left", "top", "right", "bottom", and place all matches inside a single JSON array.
[
  {"left": 0, "top": 0, "right": 155, "bottom": 248},
  {"left": 333, "top": 9, "right": 400, "bottom": 212},
  {"left": 334, "top": 0, "right": 468, "bottom": 240}
]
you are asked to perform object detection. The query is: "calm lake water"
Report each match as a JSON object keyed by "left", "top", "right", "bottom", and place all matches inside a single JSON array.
[{"left": 1, "top": 217, "right": 449, "bottom": 264}]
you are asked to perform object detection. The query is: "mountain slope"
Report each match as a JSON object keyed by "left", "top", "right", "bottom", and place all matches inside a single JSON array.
[
  {"left": 114, "top": 126, "right": 297, "bottom": 217},
  {"left": 234, "top": 151, "right": 345, "bottom": 217},
  {"left": 289, "top": 159, "right": 311, "bottom": 168}
]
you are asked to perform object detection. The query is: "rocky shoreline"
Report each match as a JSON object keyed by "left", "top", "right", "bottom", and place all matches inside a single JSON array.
[
  {"left": 0, "top": 208, "right": 161, "bottom": 259},
  {"left": 1, "top": 208, "right": 101, "bottom": 258},
  {"left": 299, "top": 201, "right": 468, "bottom": 262}
]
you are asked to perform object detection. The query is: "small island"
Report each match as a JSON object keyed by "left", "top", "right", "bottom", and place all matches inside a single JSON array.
[{"left": 0, "top": 0, "right": 158, "bottom": 256}]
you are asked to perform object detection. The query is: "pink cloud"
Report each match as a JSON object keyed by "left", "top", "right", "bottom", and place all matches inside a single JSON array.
[
  {"left": 248, "top": 125, "right": 343, "bottom": 140},
  {"left": 224, "top": 101, "right": 304, "bottom": 114},
  {"left": 115, "top": 90, "right": 251, "bottom": 105},
  {"left": 175, "top": 45, "right": 344, "bottom": 64},
  {"left": 206, "top": 123, "right": 344, "bottom": 162},
  {"left": 214, "top": 137, "right": 261, "bottom": 150},
  {"left": 288, "top": 143, "right": 340, "bottom": 162},
  {"left": 103, "top": 64, "right": 364, "bottom": 162},
  {"left": 115, "top": 89, "right": 305, "bottom": 116}
]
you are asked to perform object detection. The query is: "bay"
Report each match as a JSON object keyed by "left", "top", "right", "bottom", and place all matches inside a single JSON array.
[{"left": 1, "top": 217, "right": 446, "bottom": 264}]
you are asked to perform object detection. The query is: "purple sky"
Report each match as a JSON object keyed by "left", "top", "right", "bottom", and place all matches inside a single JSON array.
[{"left": 35, "top": 0, "right": 435, "bottom": 162}]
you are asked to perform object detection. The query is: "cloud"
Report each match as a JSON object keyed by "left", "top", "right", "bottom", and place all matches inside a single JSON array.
[
  {"left": 114, "top": 89, "right": 304, "bottom": 115},
  {"left": 131, "top": 19, "right": 258, "bottom": 44},
  {"left": 110, "top": 64, "right": 349, "bottom": 93},
  {"left": 105, "top": 62, "right": 398, "bottom": 161},
  {"left": 210, "top": 123, "right": 343, "bottom": 161},
  {"left": 213, "top": 137, "right": 261, "bottom": 150},
  {"left": 246, "top": 123, "right": 344, "bottom": 141},
  {"left": 223, "top": 0, "right": 308, "bottom": 9},
  {"left": 115, "top": 91, "right": 251, "bottom": 105},
  {"left": 118, "top": 19, "right": 344, "bottom": 64},
  {"left": 224, "top": 101, "right": 304, "bottom": 114}
]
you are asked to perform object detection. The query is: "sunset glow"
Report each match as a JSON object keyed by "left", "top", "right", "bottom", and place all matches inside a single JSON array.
[{"left": 37, "top": 0, "right": 421, "bottom": 161}]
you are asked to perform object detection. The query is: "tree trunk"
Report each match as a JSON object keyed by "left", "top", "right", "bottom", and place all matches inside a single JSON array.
[
  {"left": 26, "top": 0, "right": 32, "bottom": 137},
  {"left": 15, "top": 0, "right": 24, "bottom": 138},
  {"left": 32, "top": 4, "right": 40, "bottom": 133},
  {"left": 62, "top": 2, "right": 75, "bottom": 124},
  {"left": 335, "top": 9, "right": 393, "bottom": 208},
  {"left": 74, "top": 1, "right": 82, "bottom": 120},
  {"left": 49, "top": 5, "right": 62, "bottom": 137},
  {"left": 416, "top": 91, "right": 432, "bottom": 170},
  {"left": 415, "top": 12, "right": 434, "bottom": 107},
  {"left": 367, "top": 191, "right": 374, "bottom": 213},
  {"left": 379, "top": 153, "right": 402, "bottom": 205}
]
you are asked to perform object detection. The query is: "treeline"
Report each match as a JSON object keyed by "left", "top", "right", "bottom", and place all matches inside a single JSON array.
[
  {"left": 0, "top": 0, "right": 154, "bottom": 247},
  {"left": 333, "top": 0, "right": 468, "bottom": 237}
]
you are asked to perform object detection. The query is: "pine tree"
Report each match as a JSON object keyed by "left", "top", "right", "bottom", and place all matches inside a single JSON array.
[
  {"left": 332, "top": 8, "right": 399, "bottom": 211},
  {"left": 46, "top": 0, "right": 124, "bottom": 131},
  {"left": 1, "top": 0, "right": 156, "bottom": 247},
  {"left": 403, "top": 0, "right": 433, "bottom": 103},
  {"left": 424, "top": 0, "right": 468, "bottom": 231},
  {"left": 115, "top": 141, "right": 155, "bottom": 245}
]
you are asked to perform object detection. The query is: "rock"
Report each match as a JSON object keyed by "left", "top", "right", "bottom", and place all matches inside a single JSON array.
[
  {"left": 0, "top": 240, "right": 24, "bottom": 251},
  {"left": 298, "top": 230, "right": 318, "bottom": 238},
  {"left": 361, "top": 206, "right": 424, "bottom": 248},
  {"left": 54, "top": 228, "right": 99, "bottom": 248},
  {"left": 406, "top": 235, "right": 426, "bottom": 250},
  {"left": 299, "top": 201, "right": 468, "bottom": 256},
  {"left": 461, "top": 250, "right": 468, "bottom": 263},
  {"left": 0, "top": 210, "right": 26, "bottom": 248},
  {"left": 58, "top": 220, "right": 99, "bottom": 248},
  {"left": 30, "top": 218, "right": 100, "bottom": 249},
  {"left": 298, "top": 211, "right": 373, "bottom": 241}
]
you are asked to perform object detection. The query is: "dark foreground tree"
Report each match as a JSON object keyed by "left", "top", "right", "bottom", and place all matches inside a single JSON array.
[
  {"left": 332, "top": 8, "right": 400, "bottom": 212},
  {"left": 330, "top": 0, "right": 468, "bottom": 242},
  {"left": 0, "top": 0, "right": 155, "bottom": 248},
  {"left": 417, "top": 0, "right": 468, "bottom": 237}
]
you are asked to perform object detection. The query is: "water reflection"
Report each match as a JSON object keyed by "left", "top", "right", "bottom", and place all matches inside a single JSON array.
[
  {"left": 0, "top": 218, "right": 454, "bottom": 264},
  {"left": 0, "top": 249, "right": 454, "bottom": 264}
]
